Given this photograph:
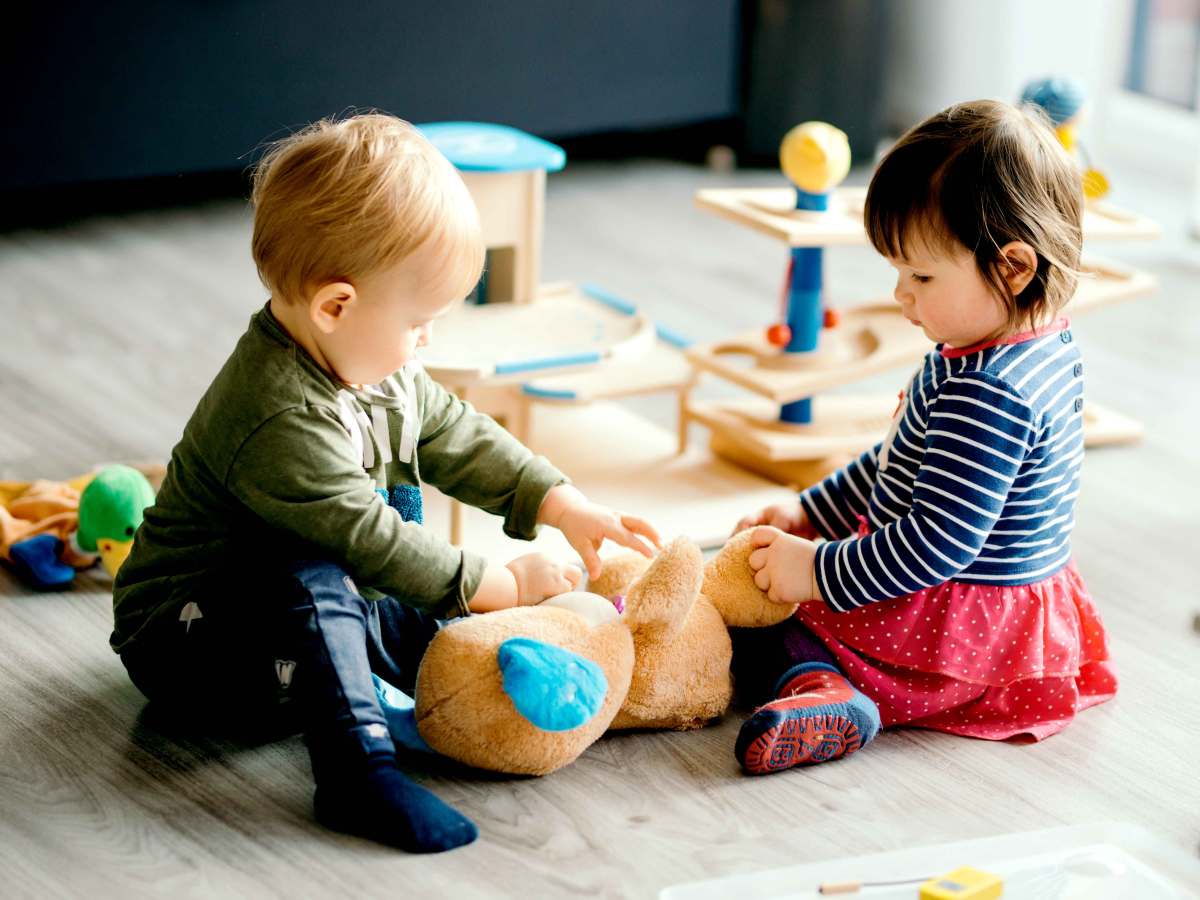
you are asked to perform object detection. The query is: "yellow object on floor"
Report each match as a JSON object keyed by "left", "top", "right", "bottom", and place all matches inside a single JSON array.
[{"left": 919, "top": 866, "right": 1003, "bottom": 899}]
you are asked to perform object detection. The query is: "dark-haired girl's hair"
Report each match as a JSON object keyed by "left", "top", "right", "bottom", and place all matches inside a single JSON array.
[{"left": 865, "top": 99, "right": 1084, "bottom": 335}]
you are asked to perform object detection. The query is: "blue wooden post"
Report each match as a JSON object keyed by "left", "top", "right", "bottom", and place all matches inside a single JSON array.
[{"left": 779, "top": 189, "right": 828, "bottom": 425}]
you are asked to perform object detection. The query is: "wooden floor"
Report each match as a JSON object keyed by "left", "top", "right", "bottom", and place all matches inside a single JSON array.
[{"left": 2, "top": 142, "right": 1199, "bottom": 898}]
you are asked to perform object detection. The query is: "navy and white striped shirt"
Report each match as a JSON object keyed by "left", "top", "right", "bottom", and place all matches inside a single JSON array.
[{"left": 801, "top": 319, "right": 1084, "bottom": 613}]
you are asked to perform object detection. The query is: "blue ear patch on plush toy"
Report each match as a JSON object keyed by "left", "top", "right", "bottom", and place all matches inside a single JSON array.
[{"left": 498, "top": 637, "right": 607, "bottom": 732}]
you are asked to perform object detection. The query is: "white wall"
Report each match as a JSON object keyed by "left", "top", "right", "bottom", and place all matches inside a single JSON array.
[{"left": 882, "top": 0, "right": 1134, "bottom": 147}]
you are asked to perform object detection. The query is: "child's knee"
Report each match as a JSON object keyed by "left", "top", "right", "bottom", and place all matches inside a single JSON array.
[{"left": 283, "top": 559, "right": 370, "bottom": 616}]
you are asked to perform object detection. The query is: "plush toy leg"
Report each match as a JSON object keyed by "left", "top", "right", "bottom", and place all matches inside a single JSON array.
[
  {"left": 9, "top": 534, "right": 74, "bottom": 589},
  {"left": 372, "top": 674, "right": 434, "bottom": 754},
  {"left": 498, "top": 637, "right": 608, "bottom": 732}
]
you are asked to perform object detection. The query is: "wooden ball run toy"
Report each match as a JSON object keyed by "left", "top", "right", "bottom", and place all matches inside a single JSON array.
[{"left": 686, "top": 117, "right": 1162, "bottom": 487}]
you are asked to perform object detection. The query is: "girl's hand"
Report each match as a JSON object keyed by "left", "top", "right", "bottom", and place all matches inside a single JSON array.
[
  {"left": 733, "top": 502, "right": 818, "bottom": 539},
  {"left": 538, "top": 484, "right": 661, "bottom": 580},
  {"left": 746, "top": 526, "right": 820, "bottom": 605},
  {"left": 505, "top": 553, "right": 583, "bottom": 606}
]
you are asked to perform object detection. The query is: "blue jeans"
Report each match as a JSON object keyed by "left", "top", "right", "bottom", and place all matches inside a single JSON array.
[{"left": 121, "top": 560, "right": 442, "bottom": 756}]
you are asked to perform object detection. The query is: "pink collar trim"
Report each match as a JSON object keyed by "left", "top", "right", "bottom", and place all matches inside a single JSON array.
[{"left": 940, "top": 317, "right": 1070, "bottom": 358}]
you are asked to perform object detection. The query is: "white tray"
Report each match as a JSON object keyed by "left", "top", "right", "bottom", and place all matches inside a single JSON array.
[{"left": 661, "top": 823, "right": 1199, "bottom": 899}]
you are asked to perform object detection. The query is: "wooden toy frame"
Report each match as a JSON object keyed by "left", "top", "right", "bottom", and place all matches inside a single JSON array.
[{"left": 686, "top": 183, "right": 1161, "bottom": 479}]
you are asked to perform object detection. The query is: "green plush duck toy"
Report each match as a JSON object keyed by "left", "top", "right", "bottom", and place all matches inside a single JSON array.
[{"left": 74, "top": 464, "right": 156, "bottom": 577}]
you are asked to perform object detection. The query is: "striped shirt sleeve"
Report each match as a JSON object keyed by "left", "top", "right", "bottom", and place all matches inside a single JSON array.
[
  {"left": 798, "top": 443, "right": 882, "bottom": 540},
  {"left": 813, "top": 372, "right": 1036, "bottom": 612}
]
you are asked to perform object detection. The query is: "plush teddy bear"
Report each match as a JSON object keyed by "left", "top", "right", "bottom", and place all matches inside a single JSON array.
[{"left": 411, "top": 529, "right": 796, "bottom": 775}]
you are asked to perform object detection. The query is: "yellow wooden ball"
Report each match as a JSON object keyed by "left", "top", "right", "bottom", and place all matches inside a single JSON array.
[
  {"left": 1082, "top": 168, "right": 1110, "bottom": 200},
  {"left": 780, "top": 121, "right": 851, "bottom": 194}
]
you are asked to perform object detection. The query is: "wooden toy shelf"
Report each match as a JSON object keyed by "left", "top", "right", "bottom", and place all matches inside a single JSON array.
[
  {"left": 685, "top": 256, "right": 1154, "bottom": 408},
  {"left": 420, "top": 282, "right": 658, "bottom": 389},
  {"left": 421, "top": 123, "right": 869, "bottom": 546},
  {"left": 695, "top": 185, "right": 1163, "bottom": 247}
]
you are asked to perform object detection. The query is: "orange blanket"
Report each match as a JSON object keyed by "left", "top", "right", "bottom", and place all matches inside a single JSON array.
[{"left": 0, "top": 476, "right": 93, "bottom": 565}]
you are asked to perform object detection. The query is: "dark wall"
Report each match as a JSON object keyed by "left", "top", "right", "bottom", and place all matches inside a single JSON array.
[
  {"left": 742, "top": 0, "right": 890, "bottom": 163},
  {"left": 4, "top": 2, "right": 741, "bottom": 191}
]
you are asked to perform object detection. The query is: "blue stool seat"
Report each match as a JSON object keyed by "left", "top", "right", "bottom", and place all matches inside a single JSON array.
[{"left": 417, "top": 122, "right": 565, "bottom": 173}]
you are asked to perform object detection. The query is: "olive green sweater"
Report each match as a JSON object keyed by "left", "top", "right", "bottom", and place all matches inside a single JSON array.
[{"left": 111, "top": 305, "right": 565, "bottom": 653}]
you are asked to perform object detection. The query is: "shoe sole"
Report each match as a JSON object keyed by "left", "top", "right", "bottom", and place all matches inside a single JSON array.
[{"left": 740, "top": 713, "right": 862, "bottom": 774}]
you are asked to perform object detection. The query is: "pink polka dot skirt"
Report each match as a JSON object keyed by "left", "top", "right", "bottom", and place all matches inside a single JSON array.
[{"left": 796, "top": 559, "right": 1118, "bottom": 741}]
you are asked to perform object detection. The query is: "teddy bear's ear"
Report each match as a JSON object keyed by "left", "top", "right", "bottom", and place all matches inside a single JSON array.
[
  {"left": 621, "top": 537, "right": 703, "bottom": 639},
  {"left": 703, "top": 528, "right": 797, "bottom": 627},
  {"left": 587, "top": 552, "right": 651, "bottom": 601}
]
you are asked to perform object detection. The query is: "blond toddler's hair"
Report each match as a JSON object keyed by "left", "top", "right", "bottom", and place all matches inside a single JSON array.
[{"left": 250, "top": 112, "right": 484, "bottom": 304}]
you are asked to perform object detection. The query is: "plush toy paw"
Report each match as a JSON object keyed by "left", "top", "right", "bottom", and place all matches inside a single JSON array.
[
  {"left": 621, "top": 537, "right": 704, "bottom": 639},
  {"left": 703, "top": 527, "right": 798, "bottom": 627},
  {"left": 610, "top": 537, "right": 730, "bottom": 731}
]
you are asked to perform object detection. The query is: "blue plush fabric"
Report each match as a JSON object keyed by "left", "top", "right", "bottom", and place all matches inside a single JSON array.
[
  {"left": 372, "top": 674, "right": 434, "bottom": 754},
  {"left": 376, "top": 485, "right": 424, "bottom": 524},
  {"left": 10, "top": 534, "right": 74, "bottom": 589},
  {"left": 498, "top": 638, "right": 607, "bottom": 732}
]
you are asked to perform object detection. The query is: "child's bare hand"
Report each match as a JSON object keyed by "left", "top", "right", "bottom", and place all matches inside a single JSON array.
[
  {"left": 746, "top": 526, "right": 820, "bottom": 605},
  {"left": 538, "top": 485, "right": 661, "bottom": 580},
  {"left": 505, "top": 553, "right": 583, "bottom": 606},
  {"left": 733, "top": 502, "right": 817, "bottom": 539}
]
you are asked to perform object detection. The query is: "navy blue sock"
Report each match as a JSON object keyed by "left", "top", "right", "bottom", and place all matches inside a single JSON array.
[{"left": 309, "top": 730, "right": 477, "bottom": 853}]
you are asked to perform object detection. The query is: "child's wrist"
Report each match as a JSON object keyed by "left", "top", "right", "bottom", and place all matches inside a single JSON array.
[
  {"left": 468, "top": 564, "right": 519, "bottom": 613},
  {"left": 504, "top": 559, "right": 536, "bottom": 606},
  {"left": 537, "top": 483, "right": 586, "bottom": 527}
]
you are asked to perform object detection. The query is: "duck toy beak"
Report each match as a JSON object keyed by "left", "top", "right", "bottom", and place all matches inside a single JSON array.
[{"left": 96, "top": 538, "right": 134, "bottom": 578}]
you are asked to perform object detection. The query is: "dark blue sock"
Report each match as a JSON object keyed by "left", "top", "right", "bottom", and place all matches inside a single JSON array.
[{"left": 309, "top": 730, "right": 477, "bottom": 853}]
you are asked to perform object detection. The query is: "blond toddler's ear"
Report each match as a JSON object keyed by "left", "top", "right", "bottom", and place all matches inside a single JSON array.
[
  {"left": 309, "top": 282, "right": 357, "bottom": 334},
  {"left": 703, "top": 528, "right": 797, "bottom": 628}
]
